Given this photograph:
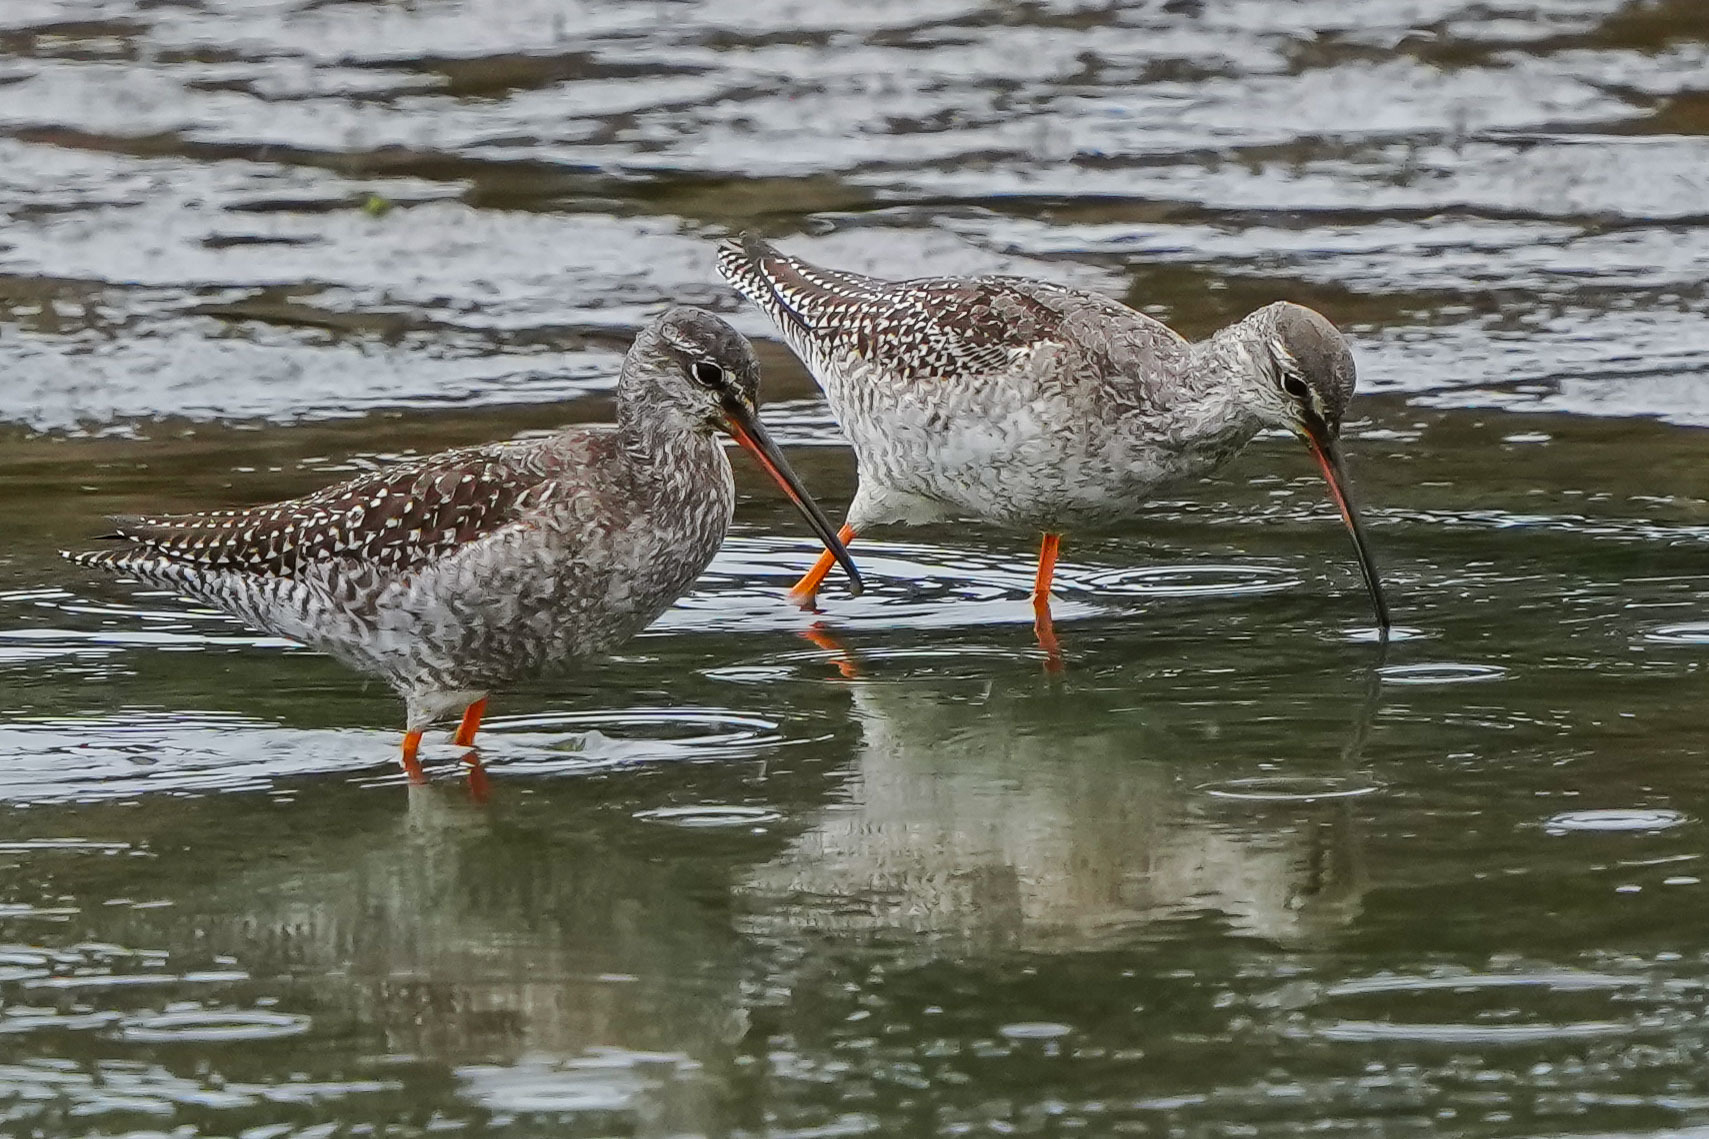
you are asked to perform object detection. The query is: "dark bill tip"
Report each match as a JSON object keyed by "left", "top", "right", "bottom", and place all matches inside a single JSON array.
[
  {"left": 721, "top": 399, "right": 864, "bottom": 598},
  {"left": 1301, "top": 416, "right": 1392, "bottom": 637}
]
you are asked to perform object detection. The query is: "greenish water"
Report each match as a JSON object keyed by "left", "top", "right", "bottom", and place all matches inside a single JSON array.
[{"left": 4, "top": 1, "right": 1709, "bottom": 1135}]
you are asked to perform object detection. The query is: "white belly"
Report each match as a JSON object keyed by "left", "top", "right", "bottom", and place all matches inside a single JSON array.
[{"left": 830, "top": 358, "right": 1254, "bottom": 532}]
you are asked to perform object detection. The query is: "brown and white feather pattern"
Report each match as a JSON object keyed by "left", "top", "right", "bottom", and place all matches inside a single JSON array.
[
  {"left": 77, "top": 443, "right": 553, "bottom": 582},
  {"left": 717, "top": 236, "right": 1080, "bottom": 383}
]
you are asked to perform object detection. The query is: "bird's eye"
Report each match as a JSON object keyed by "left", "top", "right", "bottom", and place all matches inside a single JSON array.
[
  {"left": 690, "top": 360, "right": 725, "bottom": 387},
  {"left": 1280, "top": 373, "right": 1310, "bottom": 401}
]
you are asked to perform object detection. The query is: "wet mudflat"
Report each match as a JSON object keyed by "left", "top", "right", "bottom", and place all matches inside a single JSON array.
[{"left": 3, "top": 0, "right": 1709, "bottom": 1135}]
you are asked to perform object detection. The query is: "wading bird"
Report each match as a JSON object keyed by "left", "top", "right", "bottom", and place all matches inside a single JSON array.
[
  {"left": 717, "top": 235, "right": 1388, "bottom": 654},
  {"left": 71, "top": 307, "right": 861, "bottom": 779}
]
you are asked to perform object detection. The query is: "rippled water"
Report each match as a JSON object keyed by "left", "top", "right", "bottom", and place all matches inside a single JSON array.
[{"left": 3, "top": 0, "right": 1709, "bottom": 1135}]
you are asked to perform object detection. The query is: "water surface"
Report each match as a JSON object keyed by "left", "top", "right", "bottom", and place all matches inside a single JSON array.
[{"left": 3, "top": 0, "right": 1709, "bottom": 1134}]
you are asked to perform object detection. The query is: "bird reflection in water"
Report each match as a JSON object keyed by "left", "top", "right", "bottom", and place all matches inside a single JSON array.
[
  {"left": 742, "top": 633, "right": 1382, "bottom": 953},
  {"left": 113, "top": 648, "right": 1381, "bottom": 1134}
]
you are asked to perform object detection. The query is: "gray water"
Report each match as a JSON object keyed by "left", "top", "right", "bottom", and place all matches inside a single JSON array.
[{"left": 3, "top": 0, "right": 1709, "bottom": 1135}]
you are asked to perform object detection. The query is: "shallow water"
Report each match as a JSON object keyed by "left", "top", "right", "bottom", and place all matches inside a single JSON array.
[{"left": 3, "top": 0, "right": 1709, "bottom": 1135}]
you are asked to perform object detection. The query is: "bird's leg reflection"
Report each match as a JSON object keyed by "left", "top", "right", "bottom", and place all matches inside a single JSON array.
[
  {"left": 1033, "top": 599, "right": 1064, "bottom": 673},
  {"left": 801, "top": 623, "right": 861, "bottom": 679},
  {"left": 462, "top": 749, "right": 491, "bottom": 805},
  {"left": 397, "top": 729, "right": 491, "bottom": 801}
]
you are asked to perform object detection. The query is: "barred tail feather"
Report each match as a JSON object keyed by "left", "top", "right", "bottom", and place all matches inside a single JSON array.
[
  {"left": 63, "top": 545, "right": 198, "bottom": 586},
  {"left": 716, "top": 233, "right": 818, "bottom": 339}
]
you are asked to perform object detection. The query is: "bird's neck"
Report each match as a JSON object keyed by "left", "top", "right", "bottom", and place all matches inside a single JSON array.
[
  {"left": 618, "top": 363, "right": 695, "bottom": 445},
  {"left": 1182, "top": 321, "right": 1271, "bottom": 433},
  {"left": 616, "top": 391, "right": 725, "bottom": 489}
]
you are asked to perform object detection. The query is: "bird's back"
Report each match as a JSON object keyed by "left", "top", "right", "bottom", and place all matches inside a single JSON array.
[
  {"left": 81, "top": 438, "right": 561, "bottom": 584},
  {"left": 70, "top": 426, "right": 734, "bottom": 694},
  {"left": 718, "top": 235, "right": 1183, "bottom": 392}
]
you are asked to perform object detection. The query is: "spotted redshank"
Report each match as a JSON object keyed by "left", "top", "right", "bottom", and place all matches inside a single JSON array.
[
  {"left": 69, "top": 307, "right": 862, "bottom": 779},
  {"left": 717, "top": 235, "right": 1390, "bottom": 649}
]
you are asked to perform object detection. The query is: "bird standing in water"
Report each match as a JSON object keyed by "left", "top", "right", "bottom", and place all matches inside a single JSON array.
[
  {"left": 717, "top": 235, "right": 1389, "bottom": 654},
  {"left": 70, "top": 307, "right": 861, "bottom": 779}
]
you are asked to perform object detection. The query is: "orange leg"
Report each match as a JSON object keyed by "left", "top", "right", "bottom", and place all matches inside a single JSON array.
[
  {"left": 1032, "top": 533, "right": 1064, "bottom": 672},
  {"left": 400, "top": 730, "right": 427, "bottom": 784},
  {"left": 788, "top": 524, "right": 857, "bottom": 610},
  {"left": 452, "top": 698, "right": 487, "bottom": 747},
  {"left": 1032, "top": 532, "right": 1062, "bottom": 603}
]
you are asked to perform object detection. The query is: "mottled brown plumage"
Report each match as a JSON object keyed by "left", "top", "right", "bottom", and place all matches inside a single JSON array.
[{"left": 69, "top": 307, "right": 861, "bottom": 775}]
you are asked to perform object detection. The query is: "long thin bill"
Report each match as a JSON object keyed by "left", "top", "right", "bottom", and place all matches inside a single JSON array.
[
  {"left": 1303, "top": 421, "right": 1392, "bottom": 636},
  {"left": 723, "top": 400, "right": 864, "bottom": 597}
]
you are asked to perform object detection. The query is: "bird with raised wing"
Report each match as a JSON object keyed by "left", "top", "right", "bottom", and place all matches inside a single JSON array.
[
  {"left": 716, "top": 235, "right": 1389, "bottom": 653},
  {"left": 69, "top": 307, "right": 862, "bottom": 779}
]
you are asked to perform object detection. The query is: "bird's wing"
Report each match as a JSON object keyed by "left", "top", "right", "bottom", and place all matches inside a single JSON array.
[
  {"left": 716, "top": 233, "right": 1163, "bottom": 386},
  {"left": 76, "top": 439, "right": 566, "bottom": 579}
]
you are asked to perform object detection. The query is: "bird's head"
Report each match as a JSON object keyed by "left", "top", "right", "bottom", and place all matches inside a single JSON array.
[
  {"left": 628, "top": 306, "right": 764, "bottom": 433},
  {"left": 624, "top": 306, "right": 862, "bottom": 597},
  {"left": 1236, "top": 302, "right": 1390, "bottom": 637},
  {"left": 1246, "top": 302, "right": 1358, "bottom": 440}
]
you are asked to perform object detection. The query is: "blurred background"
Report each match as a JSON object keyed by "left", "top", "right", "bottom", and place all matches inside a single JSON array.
[{"left": 2, "top": 1, "right": 1708, "bottom": 1135}]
